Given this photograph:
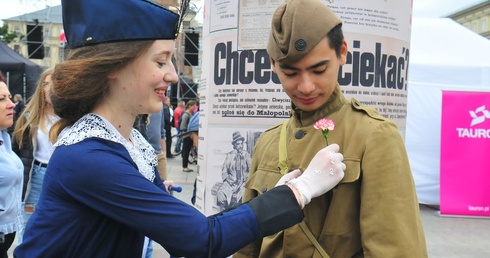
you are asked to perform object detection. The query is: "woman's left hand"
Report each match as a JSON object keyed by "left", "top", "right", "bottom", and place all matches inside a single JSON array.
[{"left": 163, "top": 180, "right": 175, "bottom": 192}]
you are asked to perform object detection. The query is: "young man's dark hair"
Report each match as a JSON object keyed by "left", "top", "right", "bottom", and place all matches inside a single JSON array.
[{"left": 327, "top": 24, "right": 344, "bottom": 58}]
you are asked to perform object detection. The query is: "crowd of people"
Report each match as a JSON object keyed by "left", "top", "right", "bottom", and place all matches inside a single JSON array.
[{"left": 0, "top": 0, "right": 428, "bottom": 257}]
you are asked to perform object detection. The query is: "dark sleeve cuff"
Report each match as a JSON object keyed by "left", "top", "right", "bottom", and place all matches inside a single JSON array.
[{"left": 247, "top": 185, "right": 304, "bottom": 237}]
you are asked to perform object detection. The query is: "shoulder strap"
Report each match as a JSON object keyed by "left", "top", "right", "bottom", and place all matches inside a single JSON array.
[
  {"left": 278, "top": 120, "right": 331, "bottom": 258},
  {"left": 278, "top": 120, "right": 289, "bottom": 175},
  {"left": 299, "top": 221, "right": 331, "bottom": 258}
]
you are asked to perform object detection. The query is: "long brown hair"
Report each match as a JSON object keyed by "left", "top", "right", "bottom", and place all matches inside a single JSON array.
[
  {"left": 13, "top": 68, "right": 54, "bottom": 146},
  {"left": 49, "top": 40, "right": 155, "bottom": 142}
]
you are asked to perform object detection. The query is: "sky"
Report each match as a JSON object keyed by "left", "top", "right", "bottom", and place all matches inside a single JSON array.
[
  {"left": 0, "top": 0, "right": 488, "bottom": 26},
  {"left": 0, "top": 0, "right": 205, "bottom": 25}
]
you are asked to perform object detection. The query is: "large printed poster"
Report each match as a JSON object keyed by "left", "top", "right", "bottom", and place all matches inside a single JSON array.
[
  {"left": 440, "top": 91, "right": 490, "bottom": 218},
  {"left": 197, "top": 0, "right": 412, "bottom": 216}
]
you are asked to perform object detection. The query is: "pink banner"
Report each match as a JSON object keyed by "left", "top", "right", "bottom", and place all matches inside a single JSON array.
[{"left": 440, "top": 91, "right": 490, "bottom": 217}]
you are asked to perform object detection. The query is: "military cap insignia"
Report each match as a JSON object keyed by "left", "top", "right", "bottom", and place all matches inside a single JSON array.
[{"left": 295, "top": 39, "right": 307, "bottom": 51}]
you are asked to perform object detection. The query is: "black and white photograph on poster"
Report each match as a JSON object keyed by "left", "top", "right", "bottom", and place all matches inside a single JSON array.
[{"left": 207, "top": 128, "right": 263, "bottom": 213}]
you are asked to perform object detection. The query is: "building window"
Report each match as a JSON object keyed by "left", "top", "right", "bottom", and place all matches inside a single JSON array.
[
  {"left": 14, "top": 26, "right": 20, "bottom": 34},
  {"left": 481, "top": 19, "right": 487, "bottom": 32},
  {"left": 44, "top": 46, "right": 51, "bottom": 58},
  {"left": 45, "top": 27, "right": 50, "bottom": 37},
  {"left": 471, "top": 22, "right": 477, "bottom": 32},
  {"left": 13, "top": 44, "right": 20, "bottom": 53}
]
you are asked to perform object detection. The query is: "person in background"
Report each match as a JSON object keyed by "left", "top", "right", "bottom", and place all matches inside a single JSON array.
[
  {"left": 12, "top": 68, "right": 59, "bottom": 244},
  {"left": 133, "top": 114, "right": 149, "bottom": 139},
  {"left": 193, "top": 101, "right": 199, "bottom": 114},
  {"left": 0, "top": 80, "right": 24, "bottom": 258},
  {"left": 168, "top": 103, "right": 174, "bottom": 126},
  {"left": 172, "top": 100, "right": 185, "bottom": 129},
  {"left": 13, "top": 1, "right": 346, "bottom": 257},
  {"left": 13, "top": 94, "right": 25, "bottom": 120},
  {"left": 11, "top": 94, "right": 25, "bottom": 135},
  {"left": 0, "top": 69, "right": 15, "bottom": 135},
  {"left": 179, "top": 99, "right": 196, "bottom": 172},
  {"left": 236, "top": 1, "right": 427, "bottom": 257},
  {"left": 146, "top": 107, "right": 168, "bottom": 181},
  {"left": 186, "top": 111, "right": 199, "bottom": 150},
  {"left": 162, "top": 97, "right": 173, "bottom": 159},
  {"left": 172, "top": 100, "right": 185, "bottom": 154},
  {"left": 182, "top": 111, "right": 199, "bottom": 206}
]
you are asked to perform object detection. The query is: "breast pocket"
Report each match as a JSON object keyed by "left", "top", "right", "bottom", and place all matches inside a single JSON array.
[
  {"left": 339, "top": 159, "right": 360, "bottom": 184},
  {"left": 324, "top": 159, "right": 361, "bottom": 235},
  {"left": 245, "top": 167, "right": 283, "bottom": 195}
]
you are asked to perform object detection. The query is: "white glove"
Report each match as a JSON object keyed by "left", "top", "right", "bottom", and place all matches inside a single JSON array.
[
  {"left": 288, "top": 144, "right": 345, "bottom": 208},
  {"left": 275, "top": 169, "right": 302, "bottom": 187}
]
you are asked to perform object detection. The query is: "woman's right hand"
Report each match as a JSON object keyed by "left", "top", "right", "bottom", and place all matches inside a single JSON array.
[{"left": 287, "top": 144, "right": 345, "bottom": 208}]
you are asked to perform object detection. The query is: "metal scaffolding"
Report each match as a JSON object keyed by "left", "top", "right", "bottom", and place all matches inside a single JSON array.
[{"left": 172, "top": 2, "right": 202, "bottom": 106}]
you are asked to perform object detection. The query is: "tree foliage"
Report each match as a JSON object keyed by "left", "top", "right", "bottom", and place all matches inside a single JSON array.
[{"left": 0, "top": 23, "right": 21, "bottom": 44}]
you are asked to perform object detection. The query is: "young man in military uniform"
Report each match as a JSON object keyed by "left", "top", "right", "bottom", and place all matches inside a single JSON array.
[{"left": 235, "top": 0, "right": 428, "bottom": 257}]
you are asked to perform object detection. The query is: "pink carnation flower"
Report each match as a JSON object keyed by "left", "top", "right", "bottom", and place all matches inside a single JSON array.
[
  {"left": 313, "top": 118, "right": 335, "bottom": 131},
  {"left": 313, "top": 118, "right": 335, "bottom": 145}
]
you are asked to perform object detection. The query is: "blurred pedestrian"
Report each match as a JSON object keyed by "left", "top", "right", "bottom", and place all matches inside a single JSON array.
[
  {"left": 12, "top": 68, "right": 59, "bottom": 244},
  {"left": 180, "top": 100, "right": 196, "bottom": 172},
  {"left": 13, "top": 94, "right": 24, "bottom": 116},
  {"left": 172, "top": 100, "right": 185, "bottom": 153},
  {"left": 146, "top": 108, "right": 168, "bottom": 180},
  {"left": 162, "top": 97, "right": 173, "bottom": 158}
]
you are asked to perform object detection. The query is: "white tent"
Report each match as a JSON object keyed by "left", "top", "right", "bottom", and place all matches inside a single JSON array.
[{"left": 406, "top": 18, "right": 490, "bottom": 204}]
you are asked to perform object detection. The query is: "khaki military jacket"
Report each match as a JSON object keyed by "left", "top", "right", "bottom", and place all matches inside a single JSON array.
[{"left": 235, "top": 86, "right": 427, "bottom": 258}]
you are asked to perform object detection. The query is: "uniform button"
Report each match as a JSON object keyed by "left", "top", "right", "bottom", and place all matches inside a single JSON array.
[
  {"left": 294, "top": 39, "right": 307, "bottom": 51},
  {"left": 261, "top": 186, "right": 268, "bottom": 193},
  {"left": 295, "top": 130, "right": 306, "bottom": 139}
]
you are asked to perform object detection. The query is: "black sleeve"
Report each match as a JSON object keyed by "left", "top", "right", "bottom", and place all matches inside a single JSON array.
[{"left": 247, "top": 185, "right": 303, "bottom": 237}]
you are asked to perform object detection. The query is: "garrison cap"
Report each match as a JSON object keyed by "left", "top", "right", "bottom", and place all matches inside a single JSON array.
[
  {"left": 267, "top": 0, "right": 342, "bottom": 63},
  {"left": 61, "top": 0, "right": 181, "bottom": 49}
]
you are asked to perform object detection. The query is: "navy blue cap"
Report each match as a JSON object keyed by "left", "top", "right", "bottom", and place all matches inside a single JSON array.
[{"left": 62, "top": 0, "right": 182, "bottom": 49}]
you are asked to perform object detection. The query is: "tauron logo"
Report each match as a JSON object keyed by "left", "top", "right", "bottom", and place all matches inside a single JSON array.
[
  {"left": 456, "top": 105, "right": 490, "bottom": 139},
  {"left": 470, "top": 105, "right": 490, "bottom": 126}
]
